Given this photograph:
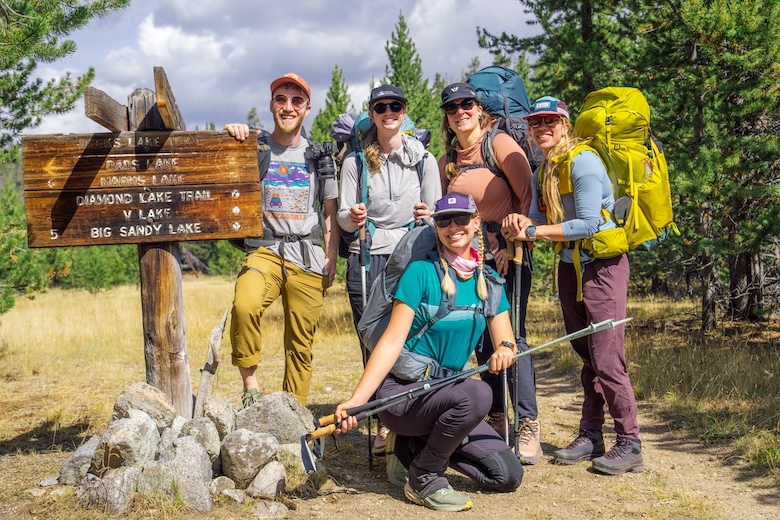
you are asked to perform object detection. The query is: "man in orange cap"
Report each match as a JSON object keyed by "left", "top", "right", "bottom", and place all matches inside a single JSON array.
[{"left": 225, "top": 72, "right": 339, "bottom": 407}]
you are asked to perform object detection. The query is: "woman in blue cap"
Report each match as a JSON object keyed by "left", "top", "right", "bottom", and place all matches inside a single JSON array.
[
  {"left": 502, "top": 96, "right": 643, "bottom": 475},
  {"left": 334, "top": 192, "right": 523, "bottom": 512}
]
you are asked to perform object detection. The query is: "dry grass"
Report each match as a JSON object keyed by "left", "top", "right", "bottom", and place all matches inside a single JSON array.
[{"left": 0, "top": 276, "right": 778, "bottom": 518}]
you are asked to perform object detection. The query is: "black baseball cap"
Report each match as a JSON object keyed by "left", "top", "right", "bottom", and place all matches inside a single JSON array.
[
  {"left": 440, "top": 82, "right": 478, "bottom": 108},
  {"left": 369, "top": 85, "right": 407, "bottom": 107}
]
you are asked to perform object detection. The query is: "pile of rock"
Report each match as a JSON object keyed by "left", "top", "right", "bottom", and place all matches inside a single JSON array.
[{"left": 55, "top": 382, "right": 315, "bottom": 516}]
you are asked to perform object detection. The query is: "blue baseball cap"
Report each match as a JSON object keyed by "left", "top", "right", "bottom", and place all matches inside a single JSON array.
[
  {"left": 523, "top": 96, "right": 570, "bottom": 120},
  {"left": 432, "top": 192, "right": 478, "bottom": 217}
]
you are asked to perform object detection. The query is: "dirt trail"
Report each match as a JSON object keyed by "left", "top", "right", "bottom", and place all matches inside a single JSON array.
[{"left": 287, "top": 359, "right": 779, "bottom": 520}]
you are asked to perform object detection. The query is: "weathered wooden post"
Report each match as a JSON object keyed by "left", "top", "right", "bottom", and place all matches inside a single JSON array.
[{"left": 22, "top": 67, "right": 261, "bottom": 418}]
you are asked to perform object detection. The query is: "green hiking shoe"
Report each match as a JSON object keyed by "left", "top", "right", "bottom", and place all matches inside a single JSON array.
[
  {"left": 241, "top": 388, "right": 263, "bottom": 409},
  {"left": 403, "top": 481, "right": 473, "bottom": 512},
  {"left": 385, "top": 431, "right": 409, "bottom": 487}
]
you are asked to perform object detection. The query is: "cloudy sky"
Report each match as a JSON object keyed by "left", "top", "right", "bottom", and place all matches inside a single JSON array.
[{"left": 29, "top": 0, "right": 538, "bottom": 136}]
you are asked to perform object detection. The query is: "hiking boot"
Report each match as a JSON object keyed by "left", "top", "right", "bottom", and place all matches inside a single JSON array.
[
  {"left": 486, "top": 411, "right": 508, "bottom": 438},
  {"left": 553, "top": 429, "right": 605, "bottom": 465},
  {"left": 372, "top": 423, "right": 390, "bottom": 455},
  {"left": 241, "top": 388, "right": 262, "bottom": 409},
  {"left": 591, "top": 436, "right": 644, "bottom": 475},
  {"left": 516, "top": 418, "right": 543, "bottom": 465},
  {"left": 403, "top": 481, "right": 473, "bottom": 512},
  {"left": 385, "top": 431, "right": 409, "bottom": 487}
]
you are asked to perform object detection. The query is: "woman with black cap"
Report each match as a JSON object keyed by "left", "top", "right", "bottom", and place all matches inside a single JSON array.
[
  {"left": 335, "top": 192, "right": 523, "bottom": 512},
  {"left": 337, "top": 84, "right": 441, "bottom": 454},
  {"left": 437, "top": 82, "right": 542, "bottom": 464}
]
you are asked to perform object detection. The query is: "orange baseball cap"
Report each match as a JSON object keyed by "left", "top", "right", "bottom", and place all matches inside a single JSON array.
[{"left": 270, "top": 72, "right": 311, "bottom": 98}]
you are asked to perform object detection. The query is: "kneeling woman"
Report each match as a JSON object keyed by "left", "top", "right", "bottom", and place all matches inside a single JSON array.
[{"left": 334, "top": 193, "right": 523, "bottom": 512}]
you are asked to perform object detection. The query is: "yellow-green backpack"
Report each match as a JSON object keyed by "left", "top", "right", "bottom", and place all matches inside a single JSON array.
[{"left": 572, "top": 87, "right": 679, "bottom": 250}]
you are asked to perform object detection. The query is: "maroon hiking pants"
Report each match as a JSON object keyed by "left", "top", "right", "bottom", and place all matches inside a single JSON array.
[{"left": 558, "top": 254, "right": 640, "bottom": 439}]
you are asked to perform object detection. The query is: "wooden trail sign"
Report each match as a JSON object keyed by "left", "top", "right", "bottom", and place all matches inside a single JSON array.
[
  {"left": 23, "top": 131, "right": 262, "bottom": 247},
  {"left": 21, "top": 67, "right": 256, "bottom": 418}
]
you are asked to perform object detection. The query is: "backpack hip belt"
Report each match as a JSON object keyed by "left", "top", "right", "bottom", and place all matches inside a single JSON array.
[{"left": 244, "top": 224, "right": 323, "bottom": 275}]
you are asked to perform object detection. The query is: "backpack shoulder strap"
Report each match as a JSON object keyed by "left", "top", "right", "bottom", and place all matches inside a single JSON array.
[
  {"left": 416, "top": 151, "right": 429, "bottom": 186},
  {"left": 480, "top": 124, "right": 508, "bottom": 181},
  {"left": 257, "top": 130, "right": 272, "bottom": 182},
  {"left": 411, "top": 253, "right": 489, "bottom": 341}
]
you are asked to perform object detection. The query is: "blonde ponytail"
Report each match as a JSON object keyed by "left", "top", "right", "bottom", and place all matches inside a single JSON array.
[{"left": 436, "top": 241, "right": 456, "bottom": 297}]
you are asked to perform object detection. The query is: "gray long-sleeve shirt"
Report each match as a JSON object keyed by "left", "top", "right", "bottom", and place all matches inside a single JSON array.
[{"left": 337, "top": 135, "right": 442, "bottom": 255}]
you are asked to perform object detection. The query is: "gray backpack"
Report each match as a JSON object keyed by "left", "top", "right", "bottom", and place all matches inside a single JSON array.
[{"left": 357, "top": 220, "right": 504, "bottom": 353}]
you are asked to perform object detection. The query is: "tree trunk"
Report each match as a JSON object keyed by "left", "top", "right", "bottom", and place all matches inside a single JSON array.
[{"left": 700, "top": 202, "right": 717, "bottom": 331}]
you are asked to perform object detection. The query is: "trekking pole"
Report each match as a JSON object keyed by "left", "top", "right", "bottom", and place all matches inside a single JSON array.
[
  {"left": 507, "top": 240, "right": 524, "bottom": 455},
  {"left": 358, "top": 220, "right": 373, "bottom": 469},
  {"left": 501, "top": 368, "right": 510, "bottom": 445},
  {"left": 305, "top": 318, "right": 631, "bottom": 444}
]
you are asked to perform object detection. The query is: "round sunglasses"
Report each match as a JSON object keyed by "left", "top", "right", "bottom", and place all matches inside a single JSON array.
[
  {"left": 372, "top": 101, "right": 405, "bottom": 114},
  {"left": 527, "top": 116, "right": 562, "bottom": 128},
  {"left": 444, "top": 99, "right": 476, "bottom": 115}
]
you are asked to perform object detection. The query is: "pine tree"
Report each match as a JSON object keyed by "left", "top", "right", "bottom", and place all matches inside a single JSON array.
[
  {"left": 0, "top": 0, "right": 130, "bottom": 313},
  {"left": 630, "top": 0, "right": 780, "bottom": 326},
  {"left": 309, "top": 64, "right": 351, "bottom": 143},
  {"left": 477, "top": 0, "right": 627, "bottom": 115},
  {"left": 476, "top": 0, "right": 780, "bottom": 327},
  {"left": 381, "top": 12, "right": 442, "bottom": 157},
  {"left": 0, "top": 0, "right": 131, "bottom": 163}
]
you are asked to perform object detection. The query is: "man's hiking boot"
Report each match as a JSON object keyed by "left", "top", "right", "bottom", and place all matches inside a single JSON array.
[
  {"left": 385, "top": 431, "right": 409, "bottom": 487},
  {"left": 486, "top": 411, "right": 508, "bottom": 438},
  {"left": 516, "top": 418, "right": 543, "bottom": 464},
  {"left": 403, "top": 481, "right": 473, "bottom": 512},
  {"left": 591, "top": 435, "right": 644, "bottom": 475},
  {"left": 241, "top": 388, "right": 262, "bottom": 409},
  {"left": 553, "top": 429, "right": 605, "bottom": 465},
  {"left": 372, "top": 423, "right": 390, "bottom": 455}
]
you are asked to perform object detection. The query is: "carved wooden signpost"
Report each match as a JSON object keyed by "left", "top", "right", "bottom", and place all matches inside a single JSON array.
[{"left": 22, "top": 67, "right": 260, "bottom": 418}]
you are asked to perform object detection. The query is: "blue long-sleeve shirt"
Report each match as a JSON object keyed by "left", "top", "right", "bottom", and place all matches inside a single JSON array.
[{"left": 529, "top": 150, "right": 616, "bottom": 264}]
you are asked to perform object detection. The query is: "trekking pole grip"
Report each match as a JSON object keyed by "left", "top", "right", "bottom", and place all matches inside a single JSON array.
[{"left": 510, "top": 240, "right": 523, "bottom": 265}]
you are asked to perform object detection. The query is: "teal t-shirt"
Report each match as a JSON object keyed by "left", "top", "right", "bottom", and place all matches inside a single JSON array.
[{"left": 394, "top": 260, "right": 510, "bottom": 371}]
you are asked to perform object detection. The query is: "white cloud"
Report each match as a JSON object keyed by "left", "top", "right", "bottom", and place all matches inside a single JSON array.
[{"left": 28, "top": 0, "right": 539, "bottom": 136}]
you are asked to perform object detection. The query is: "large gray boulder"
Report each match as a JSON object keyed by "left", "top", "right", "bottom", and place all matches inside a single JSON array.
[
  {"left": 111, "top": 382, "right": 177, "bottom": 432},
  {"left": 221, "top": 428, "right": 280, "bottom": 488},
  {"left": 90, "top": 410, "right": 160, "bottom": 471},
  {"left": 77, "top": 466, "right": 141, "bottom": 515},
  {"left": 235, "top": 391, "right": 314, "bottom": 443},
  {"left": 59, "top": 434, "right": 102, "bottom": 486},
  {"left": 159, "top": 435, "right": 213, "bottom": 513},
  {"left": 246, "top": 460, "right": 286, "bottom": 499},
  {"left": 203, "top": 398, "right": 236, "bottom": 440}
]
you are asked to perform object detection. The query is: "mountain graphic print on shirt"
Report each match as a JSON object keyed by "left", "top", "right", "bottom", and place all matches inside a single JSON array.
[{"left": 263, "top": 160, "right": 312, "bottom": 224}]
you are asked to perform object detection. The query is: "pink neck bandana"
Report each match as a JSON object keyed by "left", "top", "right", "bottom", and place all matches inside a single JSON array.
[{"left": 443, "top": 248, "right": 480, "bottom": 279}]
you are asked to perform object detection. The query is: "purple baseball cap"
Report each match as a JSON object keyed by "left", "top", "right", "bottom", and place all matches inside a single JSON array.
[{"left": 432, "top": 192, "right": 478, "bottom": 217}]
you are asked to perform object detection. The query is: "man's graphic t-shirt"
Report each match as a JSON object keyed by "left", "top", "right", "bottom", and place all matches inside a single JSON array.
[{"left": 260, "top": 137, "right": 338, "bottom": 275}]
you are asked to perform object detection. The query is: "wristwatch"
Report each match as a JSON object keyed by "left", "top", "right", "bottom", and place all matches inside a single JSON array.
[{"left": 525, "top": 225, "right": 537, "bottom": 242}]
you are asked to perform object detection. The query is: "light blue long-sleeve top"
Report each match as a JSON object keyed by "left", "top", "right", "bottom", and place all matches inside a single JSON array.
[{"left": 528, "top": 150, "right": 616, "bottom": 264}]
